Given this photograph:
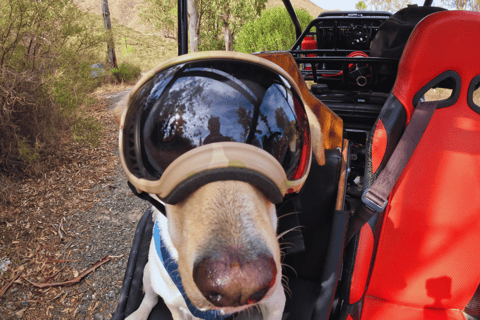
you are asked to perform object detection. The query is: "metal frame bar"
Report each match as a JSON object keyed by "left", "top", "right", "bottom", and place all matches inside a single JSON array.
[
  {"left": 178, "top": 0, "right": 188, "bottom": 55},
  {"left": 282, "top": 0, "right": 302, "bottom": 40}
]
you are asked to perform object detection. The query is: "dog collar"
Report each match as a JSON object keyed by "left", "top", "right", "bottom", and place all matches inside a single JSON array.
[{"left": 153, "top": 220, "right": 231, "bottom": 320}]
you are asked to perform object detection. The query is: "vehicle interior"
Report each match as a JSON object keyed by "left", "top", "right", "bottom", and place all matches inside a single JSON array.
[{"left": 112, "top": 1, "right": 480, "bottom": 319}]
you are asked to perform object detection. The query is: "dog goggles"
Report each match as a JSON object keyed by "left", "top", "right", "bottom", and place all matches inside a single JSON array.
[{"left": 119, "top": 51, "right": 312, "bottom": 204}]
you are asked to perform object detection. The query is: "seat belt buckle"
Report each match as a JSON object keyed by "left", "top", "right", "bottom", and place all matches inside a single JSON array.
[{"left": 361, "top": 187, "right": 388, "bottom": 213}]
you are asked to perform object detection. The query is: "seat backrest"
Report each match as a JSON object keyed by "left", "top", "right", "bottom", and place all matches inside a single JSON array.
[{"left": 340, "top": 10, "right": 480, "bottom": 320}]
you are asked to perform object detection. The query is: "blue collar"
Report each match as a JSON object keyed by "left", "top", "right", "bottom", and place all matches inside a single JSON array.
[{"left": 153, "top": 220, "right": 231, "bottom": 320}]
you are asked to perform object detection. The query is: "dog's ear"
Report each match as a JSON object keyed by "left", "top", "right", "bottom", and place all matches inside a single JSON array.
[
  {"left": 113, "top": 94, "right": 129, "bottom": 127},
  {"left": 305, "top": 107, "right": 326, "bottom": 166}
]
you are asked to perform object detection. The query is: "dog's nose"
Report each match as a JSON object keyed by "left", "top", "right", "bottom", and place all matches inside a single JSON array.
[{"left": 193, "top": 249, "right": 277, "bottom": 307}]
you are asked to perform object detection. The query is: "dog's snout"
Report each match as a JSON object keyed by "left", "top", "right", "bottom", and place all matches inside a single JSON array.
[{"left": 193, "top": 249, "right": 277, "bottom": 307}]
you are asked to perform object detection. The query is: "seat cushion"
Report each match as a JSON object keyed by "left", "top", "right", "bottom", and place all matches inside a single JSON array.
[{"left": 361, "top": 296, "right": 467, "bottom": 320}]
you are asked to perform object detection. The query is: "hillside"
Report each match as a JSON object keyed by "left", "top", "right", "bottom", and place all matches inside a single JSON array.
[
  {"left": 74, "top": 0, "right": 324, "bottom": 34},
  {"left": 267, "top": 0, "right": 325, "bottom": 16}
]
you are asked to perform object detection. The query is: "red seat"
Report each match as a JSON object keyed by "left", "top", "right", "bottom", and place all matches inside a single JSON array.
[{"left": 340, "top": 11, "right": 480, "bottom": 320}]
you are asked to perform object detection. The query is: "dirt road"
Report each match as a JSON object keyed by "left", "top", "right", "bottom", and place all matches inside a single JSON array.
[{"left": 1, "top": 88, "right": 150, "bottom": 320}]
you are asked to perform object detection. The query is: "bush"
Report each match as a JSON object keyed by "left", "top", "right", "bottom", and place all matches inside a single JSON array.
[
  {"left": 235, "top": 7, "right": 314, "bottom": 53},
  {"left": 110, "top": 62, "right": 142, "bottom": 83},
  {"left": 0, "top": 0, "right": 105, "bottom": 176}
]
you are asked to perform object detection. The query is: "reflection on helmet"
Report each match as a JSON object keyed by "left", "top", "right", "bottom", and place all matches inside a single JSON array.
[{"left": 123, "top": 59, "right": 310, "bottom": 183}]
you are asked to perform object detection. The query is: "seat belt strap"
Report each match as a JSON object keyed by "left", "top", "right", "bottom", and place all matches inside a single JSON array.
[{"left": 345, "top": 101, "right": 438, "bottom": 243}]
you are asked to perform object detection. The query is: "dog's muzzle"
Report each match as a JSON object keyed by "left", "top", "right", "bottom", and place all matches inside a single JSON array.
[{"left": 193, "top": 246, "right": 277, "bottom": 308}]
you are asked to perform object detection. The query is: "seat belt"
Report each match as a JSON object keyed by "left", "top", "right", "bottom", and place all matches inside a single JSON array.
[{"left": 345, "top": 101, "right": 438, "bottom": 243}]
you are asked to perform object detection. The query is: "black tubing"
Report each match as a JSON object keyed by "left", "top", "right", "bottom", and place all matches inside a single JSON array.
[
  {"left": 177, "top": 0, "right": 188, "bottom": 55},
  {"left": 312, "top": 210, "right": 349, "bottom": 320},
  {"left": 111, "top": 208, "right": 153, "bottom": 320},
  {"left": 282, "top": 0, "right": 302, "bottom": 40}
]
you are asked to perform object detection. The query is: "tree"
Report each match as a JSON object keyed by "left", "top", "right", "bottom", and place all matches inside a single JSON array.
[
  {"left": 101, "top": 0, "right": 118, "bottom": 69},
  {"left": 188, "top": 0, "right": 200, "bottom": 52},
  {"left": 441, "top": 0, "right": 480, "bottom": 10},
  {"left": 141, "top": 0, "right": 266, "bottom": 51},
  {"left": 0, "top": 0, "right": 105, "bottom": 173},
  {"left": 356, "top": 1, "right": 367, "bottom": 10},
  {"left": 367, "top": 0, "right": 410, "bottom": 12},
  {"left": 140, "top": 0, "right": 178, "bottom": 39},
  {"left": 200, "top": 0, "right": 267, "bottom": 51},
  {"left": 235, "top": 7, "right": 314, "bottom": 53}
]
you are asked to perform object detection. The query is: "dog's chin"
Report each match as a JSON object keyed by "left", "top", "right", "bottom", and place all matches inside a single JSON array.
[{"left": 196, "top": 302, "right": 255, "bottom": 316}]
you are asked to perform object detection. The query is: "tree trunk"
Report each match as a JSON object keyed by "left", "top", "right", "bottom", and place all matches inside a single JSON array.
[
  {"left": 223, "top": 14, "right": 232, "bottom": 51},
  {"left": 188, "top": 0, "right": 200, "bottom": 52},
  {"left": 101, "top": 0, "right": 117, "bottom": 70}
]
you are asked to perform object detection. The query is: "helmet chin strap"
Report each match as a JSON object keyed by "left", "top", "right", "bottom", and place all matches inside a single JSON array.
[{"left": 127, "top": 181, "right": 167, "bottom": 216}]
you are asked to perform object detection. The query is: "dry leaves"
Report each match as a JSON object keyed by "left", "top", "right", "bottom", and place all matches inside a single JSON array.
[
  {"left": 0, "top": 90, "right": 128, "bottom": 319},
  {"left": 24, "top": 256, "right": 111, "bottom": 289}
]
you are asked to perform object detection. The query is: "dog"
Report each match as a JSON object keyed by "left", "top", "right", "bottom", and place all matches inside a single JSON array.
[{"left": 116, "top": 86, "right": 325, "bottom": 320}]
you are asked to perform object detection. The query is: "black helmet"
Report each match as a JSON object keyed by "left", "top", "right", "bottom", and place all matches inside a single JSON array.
[{"left": 119, "top": 51, "right": 312, "bottom": 204}]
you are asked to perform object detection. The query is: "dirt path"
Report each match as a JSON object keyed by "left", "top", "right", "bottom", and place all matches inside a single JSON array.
[{"left": 1, "top": 88, "right": 150, "bottom": 320}]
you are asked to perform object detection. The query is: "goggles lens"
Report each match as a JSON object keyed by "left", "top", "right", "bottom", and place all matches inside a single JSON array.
[{"left": 123, "top": 59, "right": 310, "bottom": 183}]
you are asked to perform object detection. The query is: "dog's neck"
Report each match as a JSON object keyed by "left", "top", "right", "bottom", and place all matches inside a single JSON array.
[{"left": 153, "top": 216, "right": 231, "bottom": 320}]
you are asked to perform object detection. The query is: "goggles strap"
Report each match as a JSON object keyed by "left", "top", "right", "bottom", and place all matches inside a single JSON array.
[{"left": 127, "top": 181, "right": 167, "bottom": 216}]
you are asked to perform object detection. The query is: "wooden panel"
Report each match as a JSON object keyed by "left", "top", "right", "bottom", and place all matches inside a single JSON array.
[{"left": 335, "top": 139, "right": 349, "bottom": 211}]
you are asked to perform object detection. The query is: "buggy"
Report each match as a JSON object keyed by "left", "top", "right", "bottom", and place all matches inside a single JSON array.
[{"left": 112, "top": 1, "right": 480, "bottom": 319}]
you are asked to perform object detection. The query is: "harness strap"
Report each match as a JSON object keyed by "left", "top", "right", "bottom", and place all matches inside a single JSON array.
[
  {"left": 346, "top": 101, "right": 438, "bottom": 243},
  {"left": 153, "top": 219, "right": 231, "bottom": 320}
]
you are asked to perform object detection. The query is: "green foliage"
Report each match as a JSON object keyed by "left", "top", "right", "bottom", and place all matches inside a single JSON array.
[
  {"left": 140, "top": 0, "right": 177, "bottom": 39},
  {"left": 0, "top": 0, "right": 105, "bottom": 175},
  {"left": 120, "top": 37, "right": 135, "bottom": 55},
  {"left": 140, "top": 0, "right": 267, "bottom": 51},
  {"left": 234, "top": 7, "right": 314, "bottom": 53},
  {"left": 441, "top": 0, "right": 480, "bottom": 10},
  {"left": 72, "top": 114, "right": 104, "bottom": 147},
  {"left": 83, "top": 10, "right": 177, "bottom": 72},
  {"left": 199, "top": 0, "right": 268, "bottom": 51},
  {"left": 367, "top": 0, "right": 410, "bottom": 12},
  {"left": 17, "top": 137, "right": 41, "bottom": 164},
  {"left": 110, "top": 62, "right": 142, "bottom": 83},
  {"left": 356, "top": 1, "right": 368, "bottom": 10}
]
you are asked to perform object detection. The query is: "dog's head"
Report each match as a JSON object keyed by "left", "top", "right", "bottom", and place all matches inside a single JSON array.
[
  {"left": 116, "top": 52, "right": 326, "bottom": 314},
  {"left": 165, "top": 180, "right": 279, "bottom": 314}
]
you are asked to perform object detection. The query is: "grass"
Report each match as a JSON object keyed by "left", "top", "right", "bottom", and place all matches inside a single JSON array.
[{"left": 87, "top": 12, "right": 178, "bottom": 72}]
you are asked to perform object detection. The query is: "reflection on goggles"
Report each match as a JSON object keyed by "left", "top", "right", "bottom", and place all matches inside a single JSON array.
[{"left": 123, "top": 59, "right": 310, "bottom": 182}]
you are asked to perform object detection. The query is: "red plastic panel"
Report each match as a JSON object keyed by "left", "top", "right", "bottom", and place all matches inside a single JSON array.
[
  {"left": 347, "top": 314, "right": 354, "bottom": 320},
  {"left": 371, "top": 119, "right": 387, "bottom": 173},
  {"left": 365, "top": 10, "right": 480, "bottom": 313},
  {"left": 361, "top": 296, "right": 467, "bottom": 320},
  {"left": 350, "top": 224, "right": 374, "bottom": 304}
]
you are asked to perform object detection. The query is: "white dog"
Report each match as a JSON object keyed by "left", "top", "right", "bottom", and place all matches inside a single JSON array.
[
  {"left": 119, "top": 94, "right": 325, "bottom": 320},
  {"left": 126, "top": 180, "right": 286, "bottom": 320}
]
